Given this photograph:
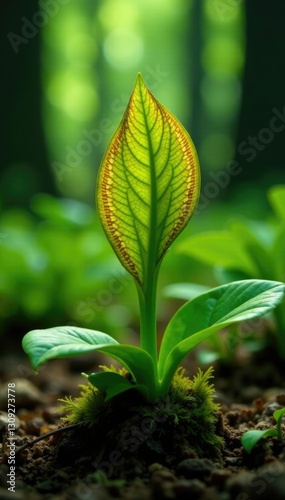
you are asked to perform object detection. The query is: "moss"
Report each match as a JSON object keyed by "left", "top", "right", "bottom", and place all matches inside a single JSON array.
[
  {"left": 139, "top": 367, "right": 223, "bottom": 460},
  {"left": 58, "top": 365, "right": 129, "bottom": 426},
  {"left": 59, "top": 366, "right": 223, "bottom": 468},
  {"left": 59, "top": 384, "right": 106, "bottom": 426}
]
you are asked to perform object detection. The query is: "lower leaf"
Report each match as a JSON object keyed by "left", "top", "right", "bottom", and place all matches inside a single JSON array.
[
  {"left": 22, "top": 326, "right": 119, "bottom": 370},
  {"left": 22, "top": 326, "right": 156, "bottom": 399},
  {"left": 86, "top": 371, "right": 149, "bottom": 401}
]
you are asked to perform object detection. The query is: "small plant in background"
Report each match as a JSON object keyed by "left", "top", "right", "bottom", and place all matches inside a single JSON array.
[
  {"left": 22, "top": 75, "right": 284, "bottom": 413},
  {"left": 0, "top": 195, "right": 130, "bottom": 337},
  {"left": 175, "top": 185, "right": 285, "bottom": 359},
  {"left": 242, "top": 407, "right": 285, "bottom": 453}
]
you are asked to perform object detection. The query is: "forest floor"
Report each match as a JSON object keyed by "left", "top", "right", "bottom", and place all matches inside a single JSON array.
[{"left": 1, "top": 346, "right": 285, "bottom": 500}]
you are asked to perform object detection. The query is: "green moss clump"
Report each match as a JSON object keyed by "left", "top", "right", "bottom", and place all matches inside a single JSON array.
[
  {"left": 139, "top": 366, "right": 223, "bottom": 460},
  {"left": 59, "top": 365, "right": 128, "bottom": 426},
  {"left": 59, "top": 365, "right": 223, "bottom": 466},
  {"left": 59, "top": 384, "right": 105, "bottom": 427}
]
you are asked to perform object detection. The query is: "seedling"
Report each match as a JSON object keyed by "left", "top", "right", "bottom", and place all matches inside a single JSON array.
[
  {"left": 242, "top": 407, "right": 285, "bottom": 453},
  {"left": 22, "top": 74, "right": 285, "bottom": 404}
]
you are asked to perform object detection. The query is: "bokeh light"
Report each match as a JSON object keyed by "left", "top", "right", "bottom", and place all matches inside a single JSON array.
[{"left": 103, "top": 29, "right": 144, "bottom": 69}]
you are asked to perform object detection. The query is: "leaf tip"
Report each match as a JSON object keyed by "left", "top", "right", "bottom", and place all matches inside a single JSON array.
[{"left": 136, "top": 72, "right": 144, "bottom": 84}]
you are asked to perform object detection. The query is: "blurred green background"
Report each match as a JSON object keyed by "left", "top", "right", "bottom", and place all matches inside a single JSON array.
[{"left": 1, "top": 0, "right": 285, "bottom": 348}]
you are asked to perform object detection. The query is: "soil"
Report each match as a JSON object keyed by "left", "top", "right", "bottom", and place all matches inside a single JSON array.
[{"left": 1, "top": 346, "right": 285, "bottom": 500}]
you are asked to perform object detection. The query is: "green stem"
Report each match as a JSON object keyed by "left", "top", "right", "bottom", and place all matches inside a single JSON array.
[
  {"left": 136, "top": 266, "right": 160, "bottom": 395},
  {"left": 137, "top": 273, "right": 159, "bottom": 363},
  {"left": 276, "top": 415, "right": 283, "bottom": 441}
]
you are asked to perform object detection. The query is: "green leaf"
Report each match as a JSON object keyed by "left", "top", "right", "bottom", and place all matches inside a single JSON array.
[
  {"left": 241, "top": 429, "right": 278, "bottom": 453},
  {"left": 22, "top": 327, "right": 119, "bottom": 370},
  {"left": 241, "top": 407, "right": 285, "bottom": 450},
  {"left": 102, "top": 344, "right": 156, "bottom": 391},
  {"left": 86, "top": 371, "right": 149, "bottom": 401},
  {"left": 177, "top": 231, "right": 258, "bottom": 276},
  {"left": 273, "top": 407, "right": 285, "bottom": 422},
  {"left": 268, "top": 185, "right": 285, "bottom": 221},
  {"left": 158, "top": 280, "right": 285, "bottom": 388},
  {"left": 96, "top": 73, "right": 200, "bottom": 290},
  {"left": 273, "top": 225, "right": 285, "bottom": 281},
  {"left": 273, "top": 406, "right": 285, "bottom": 440},
  {"left": 230, "top": 220, "right": 273, "bottom": 280},
  {"left": 22, "top": 326, "right": 156, "bottom": 391}
]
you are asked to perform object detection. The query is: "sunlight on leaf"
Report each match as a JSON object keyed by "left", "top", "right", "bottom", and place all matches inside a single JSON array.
[{"left": 97, "top": 73, "right": 200, "bottom": 289}]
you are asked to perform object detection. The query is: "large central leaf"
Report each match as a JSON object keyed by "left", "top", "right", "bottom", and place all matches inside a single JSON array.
[{"left": 97, "top": 73, "right": 200, "bottom": 288}]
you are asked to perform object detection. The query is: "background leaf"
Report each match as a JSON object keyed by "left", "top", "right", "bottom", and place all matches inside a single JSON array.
[
  {"left": 241, "top": 429, "right": 278, "bottom": 453},
  {"left": 273, "top": 407, "right": 285, "bottom": 422},
  {"left": 97, "top": 73, "right": 200, "bottom": 289},
  {"left": 178, "top": 231, "right": 258, "bottom": 275},
  {"left": 268, "top": 185, "right": 285, "bottom": 221}
]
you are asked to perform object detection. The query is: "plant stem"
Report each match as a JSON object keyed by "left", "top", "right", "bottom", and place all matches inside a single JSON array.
[
  {"left": 276, "top": 415, "right": 283, "bottom": 441},
  {"left": 137, "top": 273, "right": 159, "bottom": 363},
  {"left": 137, "top": 266, "right": 160, "bottom": 387}
]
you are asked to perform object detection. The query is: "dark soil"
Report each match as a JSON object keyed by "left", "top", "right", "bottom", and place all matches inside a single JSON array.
[{"left": 1, "top": 347, "right": 285, "bottom": 500}]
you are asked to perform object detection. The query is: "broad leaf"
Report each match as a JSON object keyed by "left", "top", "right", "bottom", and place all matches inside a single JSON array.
[
  {"left": 86, "top": 371, "right": 149, "bottom": 401},
  {"left": 22, "top": 326, "right": 156, "bottom": 389},
  {"left": 158, "top": 280, "right": 285, "bottom": 387},
  {"left": 22, "top": 327, "right": 119, "bottom": 370},
  {"left": 241, "top": 429, "right": 278, "bottom": 453},
  {"left": 96, "top": 73, "right": 200, "bottom": 290},
  {"left": 230, "top": 220, "right": 273, "bottom": 280},
  {"left": 273, "top": 225, "right": 285, "bottom": 281},
  {"left": 178, "top": 231, "right": 258, "bottom": 276}
]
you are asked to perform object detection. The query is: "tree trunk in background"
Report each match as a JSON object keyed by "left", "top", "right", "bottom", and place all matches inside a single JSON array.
[
  {"left": 233, "top": 0, "right": 285, "bottom": 191},
  {"left": 185, "top": 0, "right": 203, "bottom": 149},
  {"left": 0, "top": 1, "right": 56, "bottom": 208}
]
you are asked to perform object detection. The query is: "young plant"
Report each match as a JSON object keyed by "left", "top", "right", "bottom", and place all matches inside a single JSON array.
[
  {"left": 22, "top": 74, "right": 285, "bottom": 404},
  {"left": 242, "top": 407, "right": 285, "bottom": 453}
]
